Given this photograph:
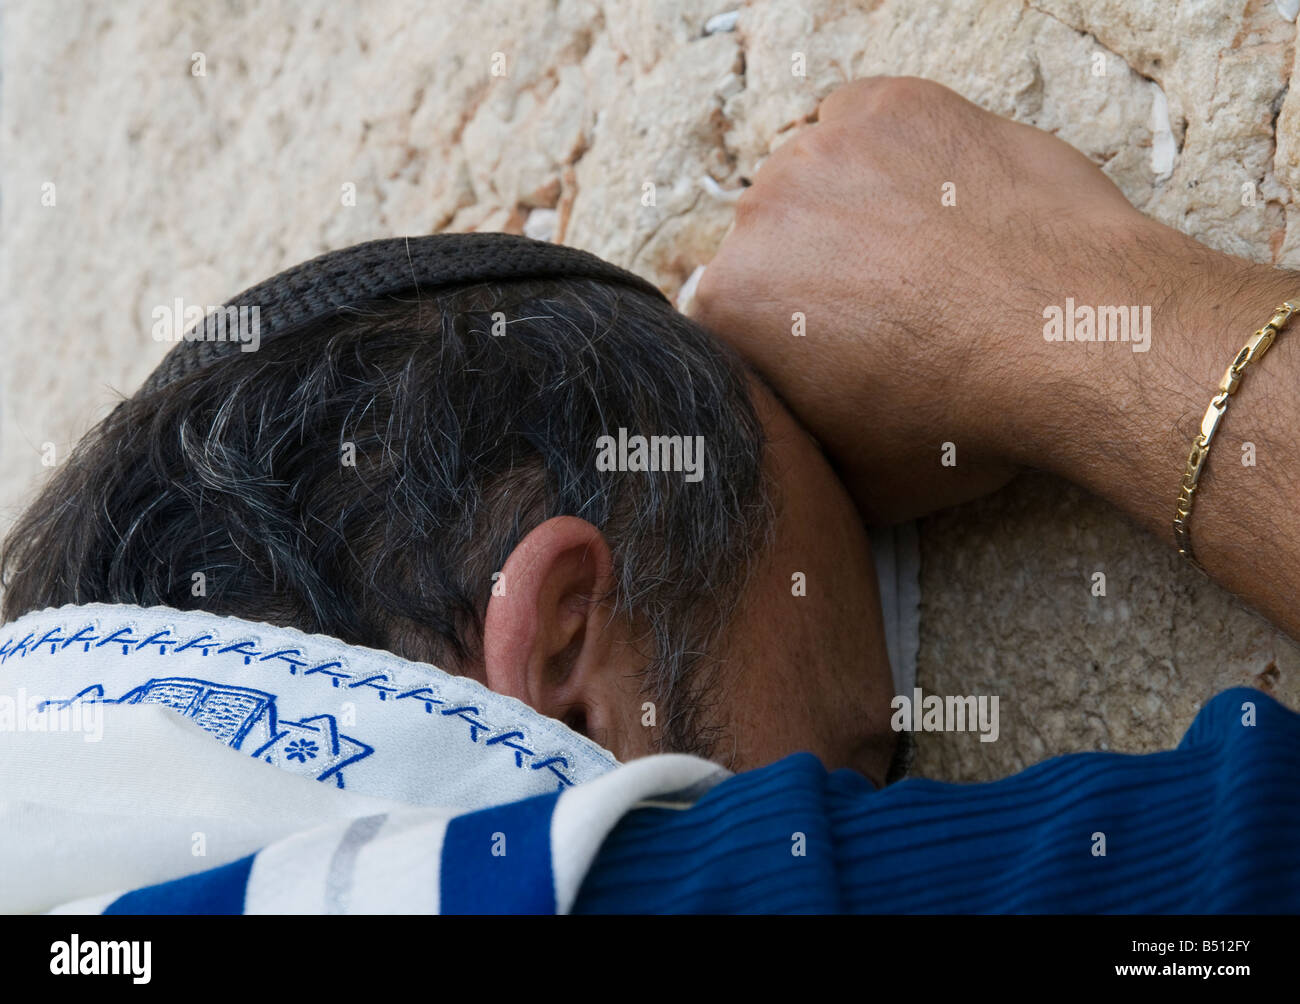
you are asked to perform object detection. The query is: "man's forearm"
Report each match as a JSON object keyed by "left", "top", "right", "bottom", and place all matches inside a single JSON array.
[{"left": 1008, "top": 229, "right": 1300, "bottom": 638}]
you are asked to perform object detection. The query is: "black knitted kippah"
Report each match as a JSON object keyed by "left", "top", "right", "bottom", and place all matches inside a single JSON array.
[{"left": 139, "top": 232, "right": 669, "bottom": 395}]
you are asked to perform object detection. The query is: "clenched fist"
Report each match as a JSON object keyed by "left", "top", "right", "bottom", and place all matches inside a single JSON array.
[{"left": 692, "top": 76, "right": 1178, "bottom": 524}]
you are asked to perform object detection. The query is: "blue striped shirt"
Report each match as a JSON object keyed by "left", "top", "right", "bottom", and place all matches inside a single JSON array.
[{"left": 572, "top": 687, "right": 1300, "bottom": 913}]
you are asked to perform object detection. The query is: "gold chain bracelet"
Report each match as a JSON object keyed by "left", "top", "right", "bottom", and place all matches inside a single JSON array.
[{"left": 1174, "top": 300, "right": 1298, "bottom": 568}]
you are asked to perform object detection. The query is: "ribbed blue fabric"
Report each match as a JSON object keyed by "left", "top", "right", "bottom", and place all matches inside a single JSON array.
[{"left": 572, "top": 687, "right": 1300, "bottom": 914}]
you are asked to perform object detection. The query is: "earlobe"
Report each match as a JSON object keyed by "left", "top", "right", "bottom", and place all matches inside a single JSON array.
[{"left": 480, "top": 516, "right": 619, "bottom": 725}]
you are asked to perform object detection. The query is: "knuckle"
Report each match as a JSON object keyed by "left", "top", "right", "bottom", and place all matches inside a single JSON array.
[
  {"left": 820, "top": 76, "right": 890, "bottom": 120},
  {"left": 879, "top": 75, "right": 942, "bottom": 106},
  {"left": 823, "top": 75, "right": 943, "bottom": 120},
  {"left": 691, "top": 266, "right": 724, "bottom": 316},
  {"left": 692, "top": 258, "right": 748, "bottom": 328},
  {"left": 792, "top": 122, "right": 842, "bottom": 161},
  {"left": 732, "top": 183, "right": 766, "bottom": 222}
]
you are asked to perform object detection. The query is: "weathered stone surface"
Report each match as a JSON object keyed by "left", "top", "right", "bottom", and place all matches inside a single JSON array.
[{"left": 3, "top": 0, "right": 1297, "bottom": 780}]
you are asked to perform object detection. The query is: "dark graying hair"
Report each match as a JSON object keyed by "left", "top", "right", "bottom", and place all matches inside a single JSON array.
[{"left": 0, "top": 277, "right": 774, "bottom": 756}]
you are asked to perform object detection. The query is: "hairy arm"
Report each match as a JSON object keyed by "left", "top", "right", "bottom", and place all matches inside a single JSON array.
[{"left": 1019, "top": 241, "right": 1300, "bottom": 636}]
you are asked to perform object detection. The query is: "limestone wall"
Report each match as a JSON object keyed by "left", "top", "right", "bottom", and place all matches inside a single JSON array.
[{"left": 4, "top": 0, "right": 1297, "bottom": 779}]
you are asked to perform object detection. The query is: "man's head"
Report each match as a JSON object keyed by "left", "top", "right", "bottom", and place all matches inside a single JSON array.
[{"left": 1, "top": 257, "right": 898, "bottom": 783}]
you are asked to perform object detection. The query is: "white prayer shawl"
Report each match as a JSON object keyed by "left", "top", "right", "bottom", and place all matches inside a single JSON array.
[{"left": 0, "top": 604, "right": 725, "bottom": 914}]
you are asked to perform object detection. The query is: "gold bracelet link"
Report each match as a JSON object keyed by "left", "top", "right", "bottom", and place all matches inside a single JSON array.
[{"left": 1175, "top": 300, "right": 1298, "bottom": 568}]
